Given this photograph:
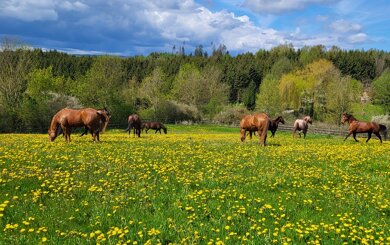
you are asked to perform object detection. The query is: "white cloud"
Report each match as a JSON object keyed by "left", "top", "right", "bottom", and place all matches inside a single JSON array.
[
  {"left": 330, "top": 19, "right": 362, "bottom": 33},
  {"left": 242, "top": 0, "right": 339, "bottom": 14},
  {"left": 0, "top": 0, "right": 375, "bottom": 54},
  {"left": 59, "top": 1, "right": 89, "bottom": 11},
  {"left": 0, "top": 0, "right": 57, "bottom": 21},
  {"left": 347, "top": 33, "right": 368, "bottom": 43}
]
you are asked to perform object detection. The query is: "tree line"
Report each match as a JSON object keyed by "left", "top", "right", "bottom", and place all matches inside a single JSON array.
[{"left": 0, "top": 38, "right": 389, "bottom": 132}]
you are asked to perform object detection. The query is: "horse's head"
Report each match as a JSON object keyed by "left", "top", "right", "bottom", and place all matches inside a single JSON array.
[
  {"left": 279, "top": 116, "right": 285, "bottom": 124},
  {"left": 97, "top": 108, "right": 111, "bottom": 132},
  {"left": 304, "top": 116, "right": 312, "bottom": 124},
  {"left": 163, "top": 127, "right": 167, "bottom": 134},
  {"left": 48, "top": 129, "right": 56, "bottom": 142},
  {"left": 340, "top": 113, "right": 350, "bottom": 125},
  {"left": 48, "top": 125, "right": 62, "bottom": 142}
]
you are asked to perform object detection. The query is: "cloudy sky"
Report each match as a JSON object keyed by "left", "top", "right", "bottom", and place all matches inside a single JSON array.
[{"left": 0, "top": 0, "right": 389, "bottom": 55}]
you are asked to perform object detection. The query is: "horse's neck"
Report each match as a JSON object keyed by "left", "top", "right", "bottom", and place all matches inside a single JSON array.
[
  {"left": 349, "top": 116, "right": 358, "bottom": 123},
  {"left": 49, "top": 115, "right": 59, "bottom": 131}
]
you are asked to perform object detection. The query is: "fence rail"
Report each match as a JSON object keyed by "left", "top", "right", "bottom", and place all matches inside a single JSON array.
[{"left": 110, "top": 121, "right": 389, "bottom": 140}]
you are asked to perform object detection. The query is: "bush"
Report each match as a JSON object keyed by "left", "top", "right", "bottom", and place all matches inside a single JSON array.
[
  {"left": 139, "top": 100, "right": 201, "bottom": 123},
  {"left": 212, "top": 104, "right": 250, "bottom": 125},
  {"left": 350, "top": 103, "right": 385, "bottom": 121}
]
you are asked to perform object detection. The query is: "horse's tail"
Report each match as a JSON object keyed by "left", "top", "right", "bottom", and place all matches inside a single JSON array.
[
  {"left": 260, "top": 118, "right": 269, "bottom": 146},
  {"left": 379, "top": 124, "right": 387, "bottom": 140},
  {"left": 124, "top": 122, "right": 132, "bottom": 132}
]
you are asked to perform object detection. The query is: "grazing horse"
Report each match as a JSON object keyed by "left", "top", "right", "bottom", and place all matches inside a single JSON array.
[
  {"left": 143, "top": 122, "right": 167, "bottom": 134},
  {"left": 269, "top": 116, "right": 285, "bottom": 138},
  {"left": 240, "top": 113, "right": 270, "bottom": 146},
  {"left": 48, "top": 108, "right": 110, "bottom": 142},
  {"left": 124, "top": 114, "right": 142, "bottom": 137},
  {"left": 293, "top": 116, "right": 312, "bottom": 138},
  {"left": 341, "top": 112, "right": 387, "bottom": 143}
]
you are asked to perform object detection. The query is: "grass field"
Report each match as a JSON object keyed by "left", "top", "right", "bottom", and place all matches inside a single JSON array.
[{"left": 0, "top": 125, "right": 389, "bottom": 244}]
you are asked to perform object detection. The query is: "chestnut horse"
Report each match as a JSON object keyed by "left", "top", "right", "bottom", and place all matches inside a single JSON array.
[
  {"left": 293, "top": 116, "right": 312, "bottom": 138},
  {"left": 341, "top": 113, "right": 387, "bottom": 143},
  {"left": 80, "top": 108, "right": 111, "bottom": 137},
  {"left": 48, "top": 108, "right": 110, "bottom": 142},
  {"left": 240, "top": 113, "right": 269, "bottom": 146},
  {"left": 247, "top": 116, "right": 285, "bottom": 138},
  {"left": 143, "top": 122, "right": 167, "bottom": 134},
  {"left": 124, "top": 114, "right": 142, "bottom": 137}
]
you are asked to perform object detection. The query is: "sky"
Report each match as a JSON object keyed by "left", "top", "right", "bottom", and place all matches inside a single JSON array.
[{"left": 0, "top": 0, "right": 389, "bottom": 56}]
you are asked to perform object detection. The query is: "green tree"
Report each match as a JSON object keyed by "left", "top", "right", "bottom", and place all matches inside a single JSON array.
[
  {"left": 372, "top": 69, "right": 390, "bottom": 112},
  {"left": 171, "top": 64, "right": 228, "bottom": 117},
  {"left": 255, "top": 74, "right": 282, "bottom": 116}
]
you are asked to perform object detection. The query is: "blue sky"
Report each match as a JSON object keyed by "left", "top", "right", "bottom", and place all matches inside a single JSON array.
[{"left": 0, "top": 0, "right": 389, "bottom": 56}]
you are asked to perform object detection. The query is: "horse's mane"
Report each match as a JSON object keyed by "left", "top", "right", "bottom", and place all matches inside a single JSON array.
[{"left": 344, "top": 113, "right": 358, "bottom": 122}]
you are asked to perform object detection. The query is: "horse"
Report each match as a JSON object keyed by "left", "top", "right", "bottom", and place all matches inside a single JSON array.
[
  {"left": 240, "top": 113, "right": 269, "bottom": 146},
  {"left": 341, "top": 112, "right": 387, "bottom": 143},
  {"left": 269, "top": 116, "right": 285, "bottom": 138},
  {"left": 80, "top": 108, "right": 111, "bottom": 137},
  {"left": 143, "top": 122, "right": 167, "bottom": 134},
  {"left": 124, "top": 114, "right": 142, "bottom": 137},
  {"left": 48, "top": 108, "right": 110, "bottom": 142},
  {"left": 293, "top": 116, "right": 312, "bottom": 138},
  {"left": 246, "top": 116, "right": 285, "bottom": 139}
]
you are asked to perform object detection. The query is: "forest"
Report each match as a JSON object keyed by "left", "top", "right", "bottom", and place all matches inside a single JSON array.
[{"left": 0, "top": 38, "right": 389, "bottom": 132}]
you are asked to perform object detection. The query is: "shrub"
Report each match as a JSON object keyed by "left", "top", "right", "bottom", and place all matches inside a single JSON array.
[
  {"left": 212, "top": 104, "right": 250, "bottom": 125},
  {"left": 139, "top": 100, "right": 201, "bottom": 123}
]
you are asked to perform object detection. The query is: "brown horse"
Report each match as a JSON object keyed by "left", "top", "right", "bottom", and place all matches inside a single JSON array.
[
  {"left": 48, "top": 108, "right": 110, "bottom": 142},
  {"left": 80, "top": 108, "right": 111, "bottom": 137},
  {"left": 341, "top": 113, "right": 387, "bottom": 143},
  {"left": 240, "top": 113, "right": 269, "bottom": 146},
  {"left": 247, "top": 116, "right": 285, "bottom": 139},
  {"left": 269, "top": 116, "right": 285, "bottom": 138},
  {"left": 293, "top": 116, "right": 312, "bottom": 138},
  {"left": 124, "top": 114, "right": 142, "bottom": 137},
  {"left": 143, "top": 122, "right": 167, "bottom": 134}
]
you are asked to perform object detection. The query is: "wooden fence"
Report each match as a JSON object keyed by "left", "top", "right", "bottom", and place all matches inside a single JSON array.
[{"left": 109, "top": 120, "right": 388, "bottom": 141}]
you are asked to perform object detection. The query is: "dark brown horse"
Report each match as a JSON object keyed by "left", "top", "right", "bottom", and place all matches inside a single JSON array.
[
  {"left": 341, "top": 113, "right": 387, "bottom": 143},
  {"left": 143, "top": 122, "right": 167, "bottom": 134},
  {"left": 124, "top": 114, "right": 142, "bottom": 137},
  {"left": 48, "top": 108, "right": 110, "bottom": 142},
  {"left": 240, "top": 113, "right": 269, "bottom": 146},
  {"left": 269, "top": 116, "right": 285, "bottom": 138},
  {"left": 293, "top": 116, "right": 312, "bottom": 138}
]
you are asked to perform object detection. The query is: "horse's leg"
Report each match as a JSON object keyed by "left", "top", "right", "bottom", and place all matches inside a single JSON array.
[
  {"left": 96, "top": 131, "right": 100, "bottom": 142},
  {"left": 374, "top": 132, "right": 382, "bottom": 143},
  {"left": 366, "top": 132, "right": 372, "bottom": 143},
  {"left": 67, "top": 128, "right": 72, "bottom": 142},
  {"left": 249, "top": 131, "right": 253, "bottom": 140},
  {"left": 271, "top": 130, "right": 275, "bottom": 138},
  {"left": 352, "top": 132, "right": 359, "bottom": 142},
  {"left": 344, "top": 131, "right": 352, "bottom": 141}
]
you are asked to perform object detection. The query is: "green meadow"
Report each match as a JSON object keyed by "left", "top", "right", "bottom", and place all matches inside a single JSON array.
[{"left": 0, "top": 126, "right": 389, "bottom": 244}]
